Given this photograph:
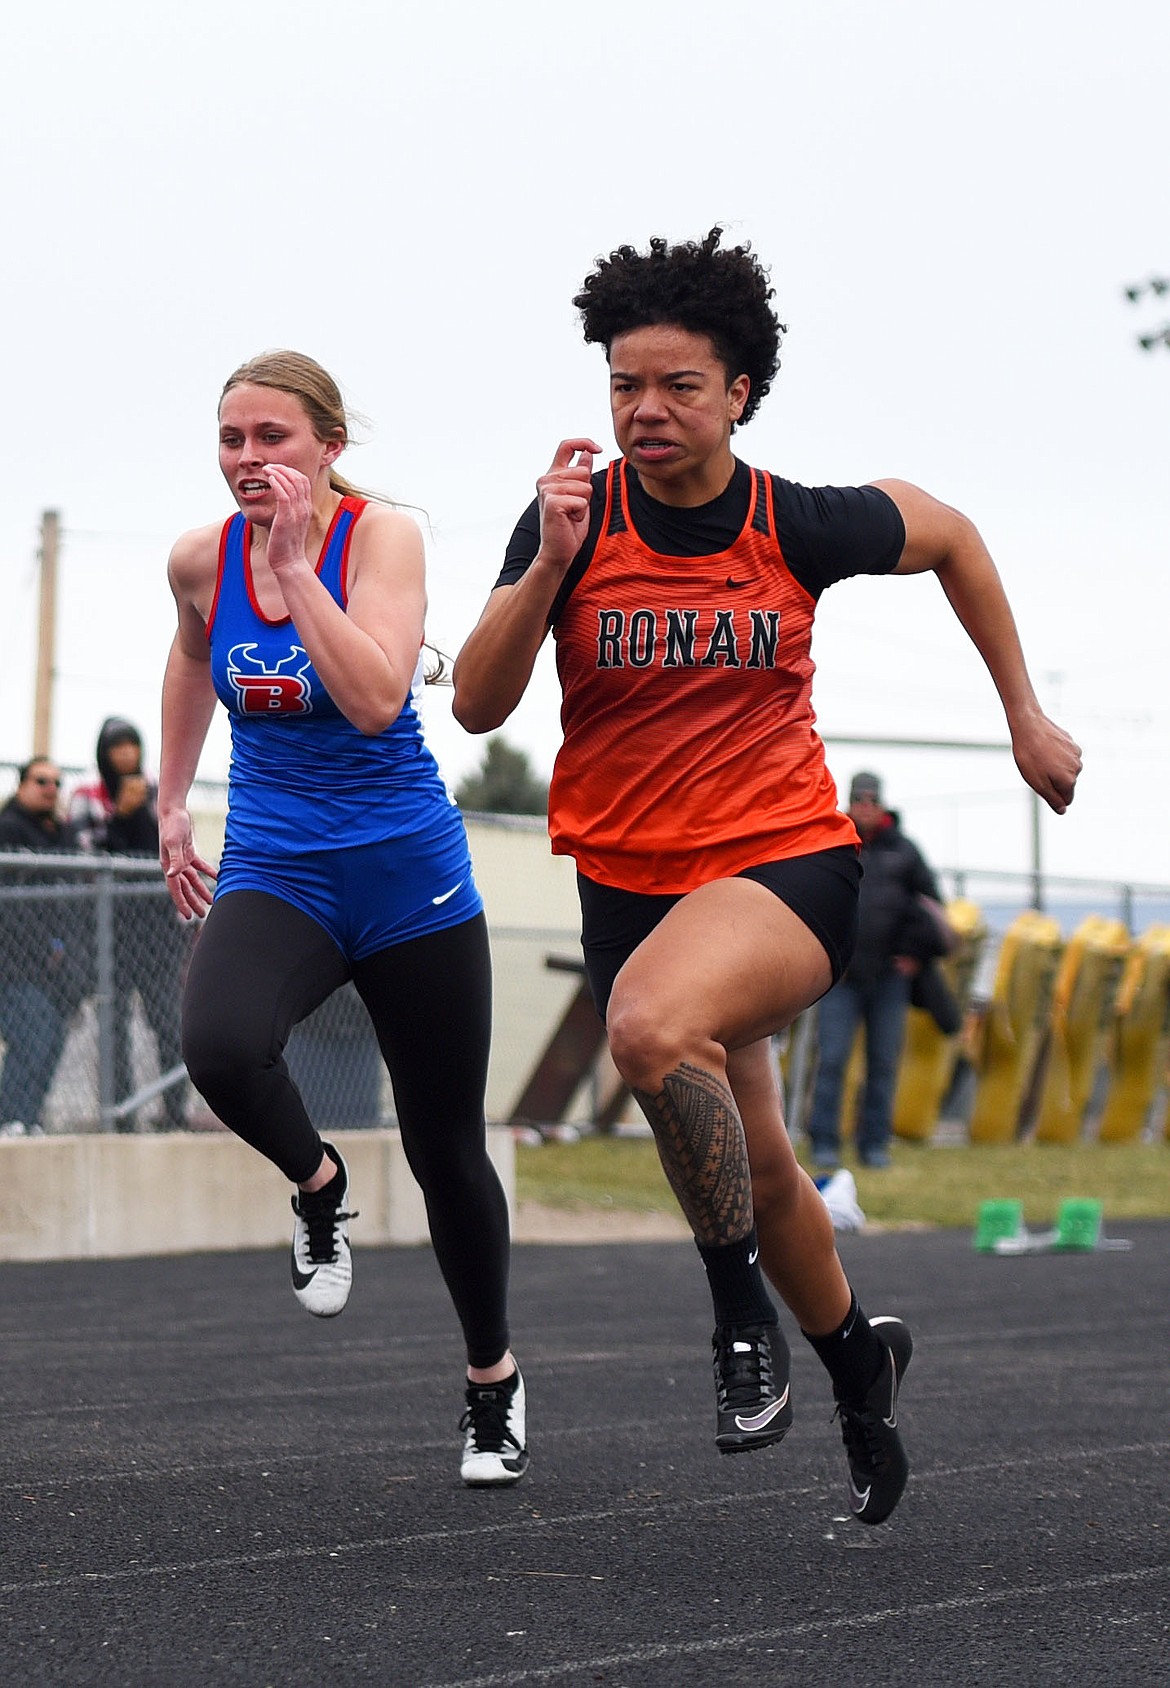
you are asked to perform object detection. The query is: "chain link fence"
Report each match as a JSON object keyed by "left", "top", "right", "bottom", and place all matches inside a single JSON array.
[
  {"left": 11, "top": 844, "right": 1166, "bottom": 1142},
  {"left": 0, "top": 852, "right": 192, "bottom": 1133},
  {"left": 0, "top": 851, "right": 588, "bottom": 1135}
]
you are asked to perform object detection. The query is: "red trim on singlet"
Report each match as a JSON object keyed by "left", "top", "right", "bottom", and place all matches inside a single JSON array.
[
  {"left": 206, "top": 518, "right": 231, "bottom": 640},
  {"left": 240, "top": 496, "right": 356, "bottom": 627},
  {"left": 336, "top": 495, "right": 366, "bottom": 606},
  {"left": 206, "top": 495, "right": 366, "bottom": 638}
]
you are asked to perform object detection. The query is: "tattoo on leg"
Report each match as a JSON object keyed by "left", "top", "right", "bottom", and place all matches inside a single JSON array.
[{"left": 632, "top": 1062, "right": 754, "bottom": 1246}]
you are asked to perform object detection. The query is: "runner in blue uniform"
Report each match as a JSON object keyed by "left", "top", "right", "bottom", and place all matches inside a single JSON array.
[{"left": 158, "top": 351, "right": 527, "bottom": 1485}]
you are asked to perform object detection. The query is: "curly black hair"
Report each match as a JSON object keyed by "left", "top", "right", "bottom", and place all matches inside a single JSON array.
[{"left": 572, "top": 227, "right": 784, "bottom": 427}]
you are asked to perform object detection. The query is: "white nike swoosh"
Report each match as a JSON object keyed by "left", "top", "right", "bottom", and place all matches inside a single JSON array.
[
  {"left": 748, "top": 1246, "right": 759, "bottom": 1265},
  {"left": 884, "top": 1360, "right": 899, "bottom": 1428},
  {"left": 850, "top": 1478, "right": 872, "bottom": 1511},
  {"left": 734, "top": 1384, "right": 790, "bottom": 1433},
  {"left": 432, "top": 880, "right": 466, "bottom": 906}
]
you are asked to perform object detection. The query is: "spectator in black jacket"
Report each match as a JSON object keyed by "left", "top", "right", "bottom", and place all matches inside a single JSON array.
[
  {"left": 0, "top": 758, "right": 88, "bottom": 1130},
  {"left": 806, "top": 772, "right": 952, "bottom": 1168},
  {"left": 69, "top": 719, "right": 189, "bottom": 1131},
  {"left": 69, "top": 718, "right": 161, "bottom": 855}
]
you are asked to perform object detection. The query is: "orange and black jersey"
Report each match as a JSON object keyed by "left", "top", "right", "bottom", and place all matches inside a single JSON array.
[{"left": 497, "top": 458, "right": 906, "bottom": 894}]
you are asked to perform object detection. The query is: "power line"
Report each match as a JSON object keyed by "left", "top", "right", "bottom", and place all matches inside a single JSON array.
[
  {"left": 1124, "top": 276, "right": 1170, "bottom": 352},
  {"left": 822, "top": 731, "right": 1010, "bottom": 752}
]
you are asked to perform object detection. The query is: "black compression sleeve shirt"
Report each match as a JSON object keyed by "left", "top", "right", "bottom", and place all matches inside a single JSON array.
[{"left": 495, "top": 458, "right": 906, "bottom": 616}]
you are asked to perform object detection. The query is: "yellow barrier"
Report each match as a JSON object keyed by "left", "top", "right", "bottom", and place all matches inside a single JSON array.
[
  {"left": 1034, "top": 916, "right": 1131, "bottom": 1143},
  {"left": 794, "top": 903, "right": 1170, "bottom": 1154},
  {"left": 894, "top": 899, "right": 987, "bottom": 1141},
  {"left": 968, "top": 911, "right": 1063, "bottom": 1144},
  {"left": 1097, "top": 925, "right": 1170, "bottom": 1144}
]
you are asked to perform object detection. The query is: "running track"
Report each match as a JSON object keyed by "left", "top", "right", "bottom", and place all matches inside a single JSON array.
[{"left": 2, "top": 1223, "right": 1167, "bottom": 1685}]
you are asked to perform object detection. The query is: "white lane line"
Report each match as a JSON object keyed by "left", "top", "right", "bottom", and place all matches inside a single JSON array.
[
  {"left": 420, "top": 1565, "right": 1170, "bottom": 1688},
  {"left": 3, "top": 1440, "right": 1169, "bottom": 1595}
]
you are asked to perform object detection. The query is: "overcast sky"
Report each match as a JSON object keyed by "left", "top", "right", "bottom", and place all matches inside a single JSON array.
[{"left": 3, "top": 0, "right": 1167, "bottom": 896}]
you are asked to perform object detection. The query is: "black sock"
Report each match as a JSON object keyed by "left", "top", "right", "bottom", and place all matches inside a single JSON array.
[
  {"left": 802, "top": 1292, "right": 886, "bottom": 1404},
  {"left": 467, "top": 1365, "right": 518, "bottom": 1394},
  {"left": 301, "top": 1149, "right": 342, "bottom": 1197},
  {"left": 696, "top": 1228, "right": 778, "bottom": 1329}
]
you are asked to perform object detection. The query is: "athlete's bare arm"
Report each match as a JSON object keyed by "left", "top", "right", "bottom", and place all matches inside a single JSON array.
[
  {"left": 873, "top": 477, "right": 1082, "bottom": 814},
  {"left": 159, "top": 525, "right": 222, "bottom": 917},
  {"left": 453, "top": 439, "right": 602, "bottom": 733}
]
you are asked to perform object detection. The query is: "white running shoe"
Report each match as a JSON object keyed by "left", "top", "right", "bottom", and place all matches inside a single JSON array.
[
  {"left": 289, "top": 1143, "right": 357, "bottom": 1318},
  {"left": 460, "top": 1369, "right": 530, "bottom": 1486}
]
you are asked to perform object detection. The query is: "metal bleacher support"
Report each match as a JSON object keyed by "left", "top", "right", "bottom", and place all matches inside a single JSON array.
[{"left": 507, "top": 955, "right": 629, "bottom": 1133}]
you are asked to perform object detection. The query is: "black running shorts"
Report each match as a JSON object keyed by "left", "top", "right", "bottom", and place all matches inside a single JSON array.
[{"left": 577, "top": 845, "right": 861, "bottom": 1019}]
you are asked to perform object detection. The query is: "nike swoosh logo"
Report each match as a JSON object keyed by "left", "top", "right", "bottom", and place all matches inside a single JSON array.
[
  {"left": 432, "top": 880, "right": 466, "bottom": 906},
  {"left": 725, "top": 576, "right": 749, "bottom": 589},
  {"left": 734, "top": 1384, "right": 790, "bottom": 1433},
  {"left": 884, "top": 1359, "right": 899, "bottom": 1428},
  {"left": 290, "top": 1250, "right": 317, "bottom": 1292},
  {"left": 748, "top": 1246, "right": 759, "bottom": 1265},
  {"left": 850, "top": 1477, "right": 872, "bottom": 1511}
]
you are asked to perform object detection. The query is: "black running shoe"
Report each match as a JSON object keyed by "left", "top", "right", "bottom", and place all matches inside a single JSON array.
[
  {"left": 835, "top": 1314, "right": 913, "bottom": 1525},
  {"left": 289, "top": 1143, "right": 358, "bottom": 1318},
  {"left": 460, "top": 1370, "right": 529, "bottom": 1486},
  {"left": 712, "top": 1323, "right": 793, "bottom": 1454}
]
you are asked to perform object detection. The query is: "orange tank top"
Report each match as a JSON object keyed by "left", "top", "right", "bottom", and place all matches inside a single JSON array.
[{"left": 549, "top": 459, "right": 858, "bottom": 893}]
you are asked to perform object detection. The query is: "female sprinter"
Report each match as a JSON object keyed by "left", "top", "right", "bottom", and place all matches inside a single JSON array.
[
  {"left": 452, "top": 231, "right": 1080, "bottom": 1523},
  {"left": 159, "top": 351, "right": 527, "bottom": 1486}
]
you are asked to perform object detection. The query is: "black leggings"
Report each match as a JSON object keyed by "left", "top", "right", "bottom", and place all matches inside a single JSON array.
[{"left": 182, "top": 891, "right": 510, "bottom": 1367}]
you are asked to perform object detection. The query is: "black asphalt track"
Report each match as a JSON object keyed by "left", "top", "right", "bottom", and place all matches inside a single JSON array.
[{"left": 1, "top": 1222, "right": 1168, "bottom": 1687}]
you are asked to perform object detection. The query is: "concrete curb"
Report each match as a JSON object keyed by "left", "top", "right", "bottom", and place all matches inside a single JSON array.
[{"left": 0, "top": 1126, "right": 514, "bottom": 1261}]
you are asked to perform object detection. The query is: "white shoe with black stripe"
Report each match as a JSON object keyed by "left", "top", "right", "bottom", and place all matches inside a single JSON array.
[
  {"left": 289, "top": 1144, "right": 357, "bottom": 1318},
  {"left": 460, "top": 1368, "right": 530, "bottom": 1486}
]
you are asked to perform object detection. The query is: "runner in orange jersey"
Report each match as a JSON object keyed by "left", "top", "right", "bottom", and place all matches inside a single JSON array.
[{"left": 453, "top": 229, "right": 1081, "bottom": 1523}]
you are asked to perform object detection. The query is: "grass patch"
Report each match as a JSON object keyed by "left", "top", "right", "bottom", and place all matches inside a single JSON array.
[{"left": 516, "top": 1133, "right": 1170, "bottom": 1231}]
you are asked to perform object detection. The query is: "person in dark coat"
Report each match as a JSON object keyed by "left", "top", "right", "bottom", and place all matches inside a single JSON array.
[
  {"left": 68, "top": 719, "right": 189, "bottom": 1131},
  {"left": 0, "top": 758, "right": 88, "bottom": 1129},
  {"left": 806, "top": 771, "right": 953, "bottom": 1168}
]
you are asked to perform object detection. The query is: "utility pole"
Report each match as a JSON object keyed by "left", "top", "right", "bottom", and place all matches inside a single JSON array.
[{"left": 33, "top": 510, "right": 60, "bottom": 757}]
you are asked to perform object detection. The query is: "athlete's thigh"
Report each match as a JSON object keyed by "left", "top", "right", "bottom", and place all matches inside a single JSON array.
[
  {"left": 184, "top": 889, "right": 349, "bottom": 1047},
  {"left": 352, "top": 912, "right": 492, "bottom": 1130},
  {"left": 613, "top": 877, "right": 833, "bottom": 1053}
]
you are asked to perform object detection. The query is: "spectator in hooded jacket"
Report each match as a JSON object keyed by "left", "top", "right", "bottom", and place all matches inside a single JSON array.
[
  {"left": 806, "top": 772, "right": 952, "bottom": 1169},
  {"left": 69, "top": 719, "right": 188, "bottom": 1131},
  {"left": 0, "top": 758, "right": 87, "bottom": 1130},
  {"left": 69, "top": 718, "right": 161, "bottom": 855}
]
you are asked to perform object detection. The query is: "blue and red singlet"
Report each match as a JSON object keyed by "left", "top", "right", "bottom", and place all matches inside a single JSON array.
[{"left": 206, "top": 496, "right": 479, "bottom": 955}]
